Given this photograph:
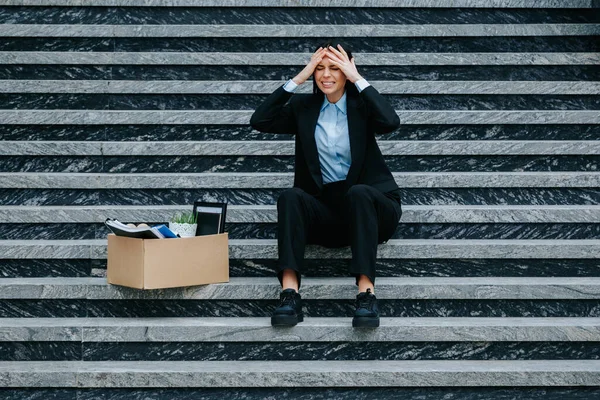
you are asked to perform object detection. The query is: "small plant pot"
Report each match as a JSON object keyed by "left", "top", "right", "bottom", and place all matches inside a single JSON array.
[{"left": 169, "top": 222, "right": 197, "bottom": 238}]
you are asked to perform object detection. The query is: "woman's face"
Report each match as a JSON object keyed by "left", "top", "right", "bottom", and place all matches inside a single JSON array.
[{"left": 313, "top": 55, "right": 347, "bottom": 101}]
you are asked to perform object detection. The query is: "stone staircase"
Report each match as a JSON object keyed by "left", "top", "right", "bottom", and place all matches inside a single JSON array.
[{"left": 1, "top": 0, "right": 599, "bottom": 398}]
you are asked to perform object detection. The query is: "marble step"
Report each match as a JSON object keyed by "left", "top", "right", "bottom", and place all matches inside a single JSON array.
[
  {"left": 2, "top": 277, "right": 600, "bottom": 300},
  {"left": 2, "top": 52, "right": 598, "bottom": 66},
  {"left": 2, "top": 162, "right": 597, "bottom": 175},
  {"left": 1, "top": 239, "right": 599, "bottom": 260},
  {"left": 2, "top": 172, "right": 598, "bottom": 189},
  {"left": 3, "top": 140, "right": 599, "bottom": 156},
  {"left": 5, "top": 221, "right": 597, "bottom": 241},
  {"left": 2, "top": 125, "right": 597, "bottom": 143},
  {"left": 3, "top": 316, "right": 600, "bottom": 342},
  {"left": 4, "top": 258, "right": 600, "bottom": 280},
  {"left": 0, "top": 388, "right": 598, "bottom": 400},
  {"left": 4, "top": 317, "right": 600, "bottom": 362},
  {"left": 2, "top": 0, "right": 594, "bottom": 8},
  {"left": 1, "top": 360, "right": 600, "bottom": 387},
  {"left": 3, "top": 24, "right": 599, "bottom": 37},
  {"left": 3, "top": 67, "right": 597, "bottom": 86},
  {"left": 10, "top": 39, "right": 593, "bottom": 56},
  {"left": 3, "top": 187, "right": 596, "bottom": 207},
  {"left": 4, "top": 97, "right": 599, "bottom": 115},
  {"left": 4, "top": 205, "right": 599, "bottom": 224},
  {"left": 5, "top": 153, "right": 596, "bottom": 174},
  {"left": 4, "top": 80, "right": 600, "bottom": 95},
  {"left": 2, "top": 277, "right": 598, "bottom": 318},
  {"left": 2, "top": 110, "right": 599, "bottom": 125}
]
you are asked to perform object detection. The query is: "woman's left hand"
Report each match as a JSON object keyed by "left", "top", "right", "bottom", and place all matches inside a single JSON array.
[{"left": 325, "top": 44, "right": 363, "bottom": 83}]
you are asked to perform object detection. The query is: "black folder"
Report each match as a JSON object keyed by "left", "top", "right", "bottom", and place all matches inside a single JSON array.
[{"left": 192, "top": 201, "right": 227, "bottom": 236}]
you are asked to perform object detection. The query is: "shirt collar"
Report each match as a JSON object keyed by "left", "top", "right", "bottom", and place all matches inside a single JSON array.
[{"left": 320, "top": 90, "right": 347, "bottom": 115}]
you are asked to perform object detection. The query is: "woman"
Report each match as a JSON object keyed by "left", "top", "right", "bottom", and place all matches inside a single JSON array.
[{"left": 250, "top": 42, "right": 402, "bottom": 328}]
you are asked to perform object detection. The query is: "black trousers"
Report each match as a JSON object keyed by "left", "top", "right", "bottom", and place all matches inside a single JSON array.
[{"left": 276, "top": 181, "right": 402, "bottom": 287}]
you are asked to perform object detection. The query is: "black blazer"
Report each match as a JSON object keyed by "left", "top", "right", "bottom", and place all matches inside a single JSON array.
[{"left": 250, "top": 83, "right": 401, "bottom": 197}]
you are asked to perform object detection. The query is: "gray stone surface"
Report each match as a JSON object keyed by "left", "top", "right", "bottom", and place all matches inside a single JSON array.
[
  {"left": 0, "top": 240, "right": 96, "bottom": 259},
  {"left": 2, "top": 80, "right": 599, "bottom": 95},
  {"left": 0, "top": 141, "right": 103, "bottom": 156},
  {"left": 2, "top": 317, "right": 600, "bottom": 342},
  {"left": 1, "top": 0, "right": 593, "bottom": 7},
  {"left": 2, "top": 239, "right": 600, "bottom": 260},
  {"left": 1, "top": 172, "right": 599, "bottom": 189},
  {"left": 2, "top": 140, "right": 599, "bottom": 156},
  {"left": 2, "top": 110, "right": 598, "bottom": 125},
  {"left": 2, "top": 277, "right": 600, "bottom": 300},
  {"left": 3, "top": 204, "right": 599, "bottom": 223},
  {"left": 2, "top": 24, "right": 598, "bottom": 37},
  {"left": 0, "top": 322, "right": 82, "bottom": 342},
  {"left": 1, "top": 360, "right": 600, "bottom": 387},
  {"left": 1, "top": 52, "right": 597, "bottom": 66}
]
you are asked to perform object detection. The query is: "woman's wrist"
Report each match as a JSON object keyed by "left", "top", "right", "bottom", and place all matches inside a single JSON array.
[
  {"left": 292, "top": 76, "right": 305, "bottom": 85},
  {"left": 348, "top": 73, "right": 363, "bottom": 84}
]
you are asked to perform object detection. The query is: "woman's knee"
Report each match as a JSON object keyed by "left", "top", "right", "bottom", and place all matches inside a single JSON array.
[
  {"left": 344, "top": 184, "right": 372, "bottom": 203},
  {"left": 277, "top": 187, "right": 306, "bottom": 210}
]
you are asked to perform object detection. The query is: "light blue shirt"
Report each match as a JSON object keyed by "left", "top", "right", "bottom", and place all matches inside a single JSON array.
[{"left": 283, "top": 78, "right": 371, "bottom": 184}]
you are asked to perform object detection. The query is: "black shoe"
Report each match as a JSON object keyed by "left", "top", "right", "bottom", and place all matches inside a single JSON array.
[
  {"left": 352, "top": 288, "right": 380, "bottom": 328},
  {"left": 271, "top": 288, "right": 304, "bottom": 326}
]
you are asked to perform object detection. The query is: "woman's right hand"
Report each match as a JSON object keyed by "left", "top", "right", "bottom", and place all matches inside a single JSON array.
[{"left": 292, "top": 47, "right": 328, "bottom": 85}]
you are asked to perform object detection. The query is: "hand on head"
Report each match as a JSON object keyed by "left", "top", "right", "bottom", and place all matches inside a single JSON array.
[
  {"left": 292, "top": 46, "right": 328, "bottom": 85},
  {"left": 324, "top": 44, "right": 363, "bottom": 84},
  {"left": 292, "top": 44, "right": 362, "bottom": 85}
]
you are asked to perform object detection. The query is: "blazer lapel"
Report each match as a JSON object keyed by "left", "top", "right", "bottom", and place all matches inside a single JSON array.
[
  {"left": 299, "top": 93, "right": 324, "bottom": 189},
  {"left": 345, "top": 92, "right": 367, "bottom": 188}
]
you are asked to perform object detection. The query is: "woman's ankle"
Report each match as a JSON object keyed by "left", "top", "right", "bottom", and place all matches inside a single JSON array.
[
  {"left": 357, "top": 274, "right": 374, "bottom": 294},
  {"left": 281, "top": 268, "right": 299, "bottom": 292}
]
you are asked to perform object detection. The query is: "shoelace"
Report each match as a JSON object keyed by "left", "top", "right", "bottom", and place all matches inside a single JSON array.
[
  {"left": 356, "top": 288, "right": 375, "bottom": 310},
  {"left": 279, "top": 292, "right": 296, "bottom": 308}
]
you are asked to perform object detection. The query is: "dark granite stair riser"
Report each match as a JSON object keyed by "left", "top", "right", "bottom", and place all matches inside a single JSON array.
[
  {"left": 4, "top": 258, "right": 600, "bottom": 279},
  {"left": 1, "top": 299, "right": 599, "bottom": 318},
  {"left": 0, "top": 300, "right": 85, "bottom": 318},
  {"left": 2, "top": 155, "right": 599, "bottom": 174},
  {"left": 0, "top": 259, "right": 92, "bottom": 278},
  {"left": 0, "top": 342, "right": 81, "bottom": 361},
  {"left": 1, "top": 157, "right": 104, "bottom": 173},
  {"left": 3, "top": 94, "right": 600, "bottom": 111},
  {"left": 2, "top": 37, "right": 596, "bottom": 53},
  {"left": 2, "top": 223, "right": 599, "bottom": 241},
  {"left": 103, "top": 37, "right": 600, "bottom": 53},
  {"left": 4, "top": 388, "right": 600, "bottom": 400},
  {"left": 3, "top": 65, "right": 599, "bottom": 82},
  {"left": 111, "top": 65, "right": 600, "bottom": 82},
  {"left": 0, "top": 65, "right": 111, "bottom": 81},
  {"left": 186, "top": 222, "right": 600, "bottom": 240},
  {"left": 73, "top": 341, "right": 600, "bottom": 362},
  {"left": 228, "top": 258, "right": 600, "bottom": 279},
  {"left": 3, "top": 341, "right": 600, "bottom": 362},
  {"left": 2, "top": 188, "right": 599, "bottom": 206},
  {"left": 0, "top": 223, "right": 98, "bottom": 240},
  {"left": 0, "top": 6, "right": 116, "bottom": 25},
  {"left": 113, "top": 155, "right": 600, "bottom": 173},
  {"left": 0, "top": 38, "right": 113, "bottom": 52},
  {"left": 2, "top": 125, "right": 598, "bottom": 142},
  {"left": 0, "top": 189, "right": 102, "bottom": 206},
  {"left": 2, "top": 7, "right": 598, "bottom": 25}
]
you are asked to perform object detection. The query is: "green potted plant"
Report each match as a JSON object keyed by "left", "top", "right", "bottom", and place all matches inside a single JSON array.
[{"left": 169, "top": 211, "right": 197, "bottom": 238}]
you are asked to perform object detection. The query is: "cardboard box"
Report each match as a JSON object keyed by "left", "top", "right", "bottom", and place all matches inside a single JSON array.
[{"left": 107, "top": 233, "right": 229, "bottom": 289}]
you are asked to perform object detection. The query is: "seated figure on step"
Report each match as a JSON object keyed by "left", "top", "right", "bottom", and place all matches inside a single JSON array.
[{"left": 250, "top": 41, "right": 402, "bottom": 328}]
